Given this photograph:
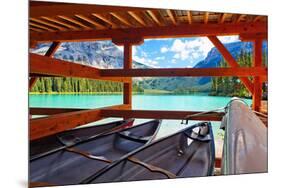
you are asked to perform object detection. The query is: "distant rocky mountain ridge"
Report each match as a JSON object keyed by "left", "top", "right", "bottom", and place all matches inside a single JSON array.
[{"left": 31, "top": 40, "right": 267, "bottom": 92}]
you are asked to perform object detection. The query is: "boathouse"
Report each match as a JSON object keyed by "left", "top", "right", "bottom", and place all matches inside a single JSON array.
[{"left": 29, "top": 1, "right": 268, "bottom": 169}]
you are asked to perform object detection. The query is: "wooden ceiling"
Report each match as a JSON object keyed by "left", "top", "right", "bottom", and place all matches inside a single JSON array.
[{"left": 29, "top": 1, "right": 267, "bottom": 33}]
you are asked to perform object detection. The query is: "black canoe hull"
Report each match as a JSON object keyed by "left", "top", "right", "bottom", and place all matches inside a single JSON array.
[
  {"left": 85, "top": 122, "right": 215, "bottom": 184},
  {"left": 30, "top": 119, "right": 135, "bottom": 158},
  {"left": 30, "top": 119, "right": 161, "bottom": 186}
]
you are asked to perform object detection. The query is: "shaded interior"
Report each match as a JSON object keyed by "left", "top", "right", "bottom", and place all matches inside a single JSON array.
[
  {"left": 91, "top": 123, "right": 214, "bottom": 183},
  {"left": 30, "top": 120, "right": 160, "bottom": 185},
  {"left": 30, "top": 119, "right": 132, "bottom": 157}
]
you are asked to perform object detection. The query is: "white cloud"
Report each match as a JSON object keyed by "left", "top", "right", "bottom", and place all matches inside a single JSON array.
[
  {"left": 160, "top": 46, "right": 169, "bottom": 53},
  {"left": 218, "top": 36, "right": 240, "bottom": 44},
  {"left": 171, "top": 59, "right": 177, "bottom": 64},
  {"left": 155, "top": 56, "right": 165, "bottom": 60},
  {"left": 133, "top": 55, "right": 159, "bottom": 67}
]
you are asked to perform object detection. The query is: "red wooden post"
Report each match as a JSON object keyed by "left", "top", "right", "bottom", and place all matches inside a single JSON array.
[
  {"left": 123, "top": 42, "right": 133, "bottom": 108},
  {"left": 252, "top": 39, "right": 263, "bottom": 111}
]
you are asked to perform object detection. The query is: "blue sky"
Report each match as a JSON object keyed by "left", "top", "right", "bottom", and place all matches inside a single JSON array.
[{"left": 117, "top": 36, "right": 240, "bottom": 68}]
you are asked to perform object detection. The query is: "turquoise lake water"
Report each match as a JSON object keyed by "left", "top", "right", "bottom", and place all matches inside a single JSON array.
[{"left": 29, "top": 94, "right": 252, "bottom": 139}]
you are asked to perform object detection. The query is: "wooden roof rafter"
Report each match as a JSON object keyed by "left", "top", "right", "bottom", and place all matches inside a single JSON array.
[
  {"left": 204, "top": 12, "right": 209, "bottom": 24},
  {"left": 166, "top": 10, "right": 177, "bottom": 25},
  {"left": 40, "top": 16, "right": 80, "bottom": 31},
  {"left": 57, "top": 15, "right": 92, "bottom": 30},
  {"left": 128, "top": 11, "right": 147, "bottom": 26},
  {"left": 92, "top": 13, "right": 117, "bottom": 28},
  {"left": 75, "top": 14, "right": 107, "bottom": 29},
  {"left": 110, "top": 12, "right": 134, "bottom": 27},
  {"left": 146, "top": 10, "right": 163, "bottom": 26},
  {"left": 30, "top": 18, "right": 67, "bottom": 31},
  {"left": 186, "top": 11, "right": 193, "bottom": 24}
]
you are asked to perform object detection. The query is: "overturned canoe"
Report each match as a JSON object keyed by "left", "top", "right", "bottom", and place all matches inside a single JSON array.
[
  {"left": 30, "top": 119, "right": 135, "bottom": 158},
  {"left": 220, "top": 98, "right": 267, "bottom": 175},
  {"left": 30, "top": 119, "right": 161, "bottom": 186},
  {"left": 82, "top": 121, "right": 215, "bottom": 184}
]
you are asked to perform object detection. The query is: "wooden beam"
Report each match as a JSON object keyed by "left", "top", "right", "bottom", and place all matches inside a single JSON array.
[
  {"left": 252, "top": 39, "right": 263, "bottom": 111},
  {"left": 29, "top": 42, "right": 61, "bottom": 90},
  {"left": 110, "top": 12, "right": 134, "bottom": 27},
  {"left": 123, "top": 43, "right": 133, "bottom": 108},
  {"left": 167, "top": 10, "right": 177, "bottom": 25},
  {"left": 29, "top": 53, "right": 130, "bottom": 83},
  {"left": 146, "top": 10, "right": 162, "bottom": 26},
  {"left": 236, "top": 14, "right": 245, "bottom": 23},
  {"left": 239, "top": 33, "right": 267, "bottom": 41},
  {"left": 128, "top": 11, "right": 146, "bottom": 26},
  {"left": 100, "top": 67, "right": 267, "bottom": 78},
  {"left": 219, "top": 13, "right": 228, "bottom": 24},
  {"left": 208, "top": 36, "right": 254, "bottom": 94},
  {"left": 204, "top": 12, "right": 209, "bottom": 24},
  {"left": 58, "top": 15, "right": 92, "bottom": 30},
  {"left": 30, "top": 104, "right": 130, "bottom": 140},
  {"left": 29, "top": 77, "right": 38, "bottom": 90},
  {"left": 30, "top": 18, "right": 67, "bottom": 31},
  {"left": 101, "top": 109, "right": 224, "bottom": 121},
  {"left": 92, "top": 13, "right": 117, "bottom": 28},
  {"left": 30, "top": 3, "right": 155, "bottom": 18},
  {"left": 30, "top": 107, "right": 88, "bottom": 115},
  {"left": 186, "top": 11, "right": 193, "bottom": 24},
  {"left": 30, "top": 22, "right": 267, "bottom": 43},
  {"left": 75, "top": 15, "right": 107, "bottom": 29},
  {"left": 41, "top": 16, "right": 80, "bottom": 30},
  {"left": 29, "top": 22, "right": 56, "bottom": 32}
]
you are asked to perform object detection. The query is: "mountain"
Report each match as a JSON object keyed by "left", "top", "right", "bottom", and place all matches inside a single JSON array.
[
  {"left": 139, "top": 41, "right": 267, "bottom": 92},
  {"left": 31, "top": 41, "right": 150, "bottom": 69}
]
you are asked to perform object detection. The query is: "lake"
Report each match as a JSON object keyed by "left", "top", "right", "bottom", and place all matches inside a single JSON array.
[{"left": 29, "top": 94, "right": 252, "bottom": 139}]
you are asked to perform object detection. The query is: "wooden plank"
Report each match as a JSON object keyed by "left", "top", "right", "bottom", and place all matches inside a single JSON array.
[
  {"left": 92, "top": 13, "right": 117, "bottom": 28},
  {"left": 253, "top": 39, "right": 263, "bottom": 111},
  {"left": 58, "top": 15, "right": 92, "bottom": 30},
  {"left": 30, "top": 107, "right": 88, "bottom": 115},
  {"left": 146, "top": 10, "right": 162, "bottom": 26},
  {"left": 128, "top": 11, "right": 146, "bottom": 26},
  {"left": 186, "top": 11, "right": 193, "bottom": 24},
  {"left": 208, "top": 36, "right": 254, "bottom": 94},
  {"left": 167, "top": 10, "right": 177, "bottom": 25},
  {"left": 75, "top": 15, "right": 107, "bottom": 29},
  {"left": 30, "top": 3, "right": 155, "bottom": 18},
  {"left": 29, "top": 53, "right": 130, "bottom": 83},
  {"left": 239, "top": 33, "right": 267, "bottom": 41},
  {"left": 204, "top": 12, "right": 209, "bottom": 24},
  {"left": 29, "top": 22, "right": 56, "bottom": 32},
  {"left": 30, "top": 22, "right": 267, "bottom": 43},
  {"left": 123, "top": 43, "right": 133, "bottom": 107},
  {"left": 29, "top": 42, "right": 61, "bottom": 90},
  {"left": 101, "top": 109, "right": 224, "bottom": 121},
  {"left": 30, "top": 104, "right": 130, "bottom": 140},
  {"left": 219, "top": 13, "right": 228, "bottom": 24},
  {"left": 100, "top": 67, "right": 267, "bottom": 78},
  {"left": 110, "top": 12, "right": 133, "bottom": 27},
  {"left": 30, "top": 18, "right": 67, "bottom": 31},
  {"left": 41, "top": 17, "right": 80, "bottom": 30}
]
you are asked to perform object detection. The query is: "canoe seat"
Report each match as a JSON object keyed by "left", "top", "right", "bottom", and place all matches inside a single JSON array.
[
  {"left": 57, "top": 134, "right": 81, "bottom": 146},
  {"left": 118, "top": 131, "right": 151, "bottom": 143}
]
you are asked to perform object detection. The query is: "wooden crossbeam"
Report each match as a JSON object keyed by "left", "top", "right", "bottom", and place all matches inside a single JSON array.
[
  {"left": 167, "top": 10, "right": 177, "bottom": 25},
  {"left": 30, "top": 3, "right": 155, "bottom": 18},
  {"left": 29, "top": 53, "right": 130, "bottom": 83},
  {"left": 30, "top": 18, "right": 67, "bottom": 31},
  {"left": 128, "top": 11, "right": 146, "bottom": 26},
  {"left": 239, "top": 33, "right": 267, "bottom": 41},
  {"left": 30, "top": 107, "right": 88, "bottom": 115},
  {"left": 29, "top": 42, "right": 61, "bottom": 90},
  {"left": 110, "top": 12, "right": 133, "bottom": 27},
  {"left": 58, "top": 15, "right": 92, "bottom": 30},
  {"left": 186, "top": 11, "right": 193, "bottom": 24},
  {"left": 101, "top": 109, "right": 224, "bottom": 121},
  {"left": 100, "top": 67, "right": 267, "bottom": 78},
  {"left": 30, "top": 104, "right": 130, "bottom": 140},
  {"left": 204, "top": 12, "right": 209, "bottom": 24},
  {"left": 30, "top": 22, "right": 56, "bottom": 32},
  {"left": 75, "top": 15, "right": 107, "bottom": 29},
  {"left": 208, "top": 36, "right": 254, "bottom": 94},
  {"left": 30, "top": 22, "right": 267, "bottom": 43},
  {"left": 41, "top": 16, "right": 80, "bottom": 30},
  {"left": 146, "top": 10, "right": 162, "bottom": 26},
  {"left": 92, "top": 13, "right": 117, "bottom": 28}
]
